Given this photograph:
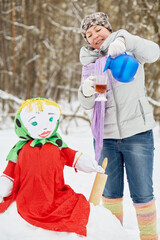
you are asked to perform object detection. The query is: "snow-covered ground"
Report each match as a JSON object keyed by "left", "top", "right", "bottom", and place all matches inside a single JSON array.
[{"left": 0, "top": 121, "right": 159, "bottom": 240}]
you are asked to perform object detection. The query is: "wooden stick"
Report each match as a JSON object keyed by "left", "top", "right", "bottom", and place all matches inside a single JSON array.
[{"left": 89, "top": 158, "right": 108, "bottom": 206}]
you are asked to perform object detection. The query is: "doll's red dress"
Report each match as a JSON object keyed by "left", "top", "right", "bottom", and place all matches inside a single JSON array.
[{"left": 0, "top": 141, "right": 90, "bottom": 236}]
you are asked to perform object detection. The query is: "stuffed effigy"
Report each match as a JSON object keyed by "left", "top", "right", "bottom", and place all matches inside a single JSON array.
[{"left": 0, "top": 98, "right": 104, "bottom": 236}]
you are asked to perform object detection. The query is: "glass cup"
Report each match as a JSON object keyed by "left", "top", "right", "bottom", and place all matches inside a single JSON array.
[{"left": 95, "top": 75, "right": 107, "bottom": 102}]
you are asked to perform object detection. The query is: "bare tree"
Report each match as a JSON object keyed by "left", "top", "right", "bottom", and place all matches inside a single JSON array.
[{"left": 0, "top": 0, "right": 159, "bottom": 128}]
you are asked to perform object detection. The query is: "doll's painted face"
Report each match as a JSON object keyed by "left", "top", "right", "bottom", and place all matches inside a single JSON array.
[{"left": 20, "top": 104, "right": 60, "bottom": 139}]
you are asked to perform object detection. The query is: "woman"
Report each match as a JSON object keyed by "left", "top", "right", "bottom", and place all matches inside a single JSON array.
[{"left": 78, "top": 12, "right": 159, "bottom": 240}]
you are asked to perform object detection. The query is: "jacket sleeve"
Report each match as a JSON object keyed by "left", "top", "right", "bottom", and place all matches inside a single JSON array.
[
  {"left": 78, "top": 86, "right": 95, "bottom": 110},
  {"left": 116, "top": 29, "right": 160, "bottom": 64}
]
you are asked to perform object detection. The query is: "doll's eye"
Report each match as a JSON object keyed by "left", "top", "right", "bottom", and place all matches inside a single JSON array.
[
  {"left": 32, "top": 121, "right": 38, "bottom": 126},
  {"left": 49, "top": 117, "right": 53, "bottom": 122}
]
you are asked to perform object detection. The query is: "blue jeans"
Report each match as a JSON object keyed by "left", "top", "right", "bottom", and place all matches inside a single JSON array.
[{"left": 98, "top": 130, "right": 154, "bottom": 203}]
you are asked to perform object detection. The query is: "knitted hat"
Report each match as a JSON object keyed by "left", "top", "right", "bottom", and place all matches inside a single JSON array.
[{"left": 81, "top": 12, "right": 112, "bottom": 40}]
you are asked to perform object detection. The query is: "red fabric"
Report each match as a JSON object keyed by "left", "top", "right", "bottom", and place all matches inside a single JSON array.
[
  {"left": 61, "top": 147, "right": 77, "bottom": 167},
  {"left": 3, "top": 161, "right": 16, "bottom": 179},
  {"left": 0, "top": 141, "right": 90, "bottom": 236}
]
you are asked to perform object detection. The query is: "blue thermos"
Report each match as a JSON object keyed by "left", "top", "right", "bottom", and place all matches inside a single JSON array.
[{"left": 103, "top": 53, "right": 139, "bottom": 83}]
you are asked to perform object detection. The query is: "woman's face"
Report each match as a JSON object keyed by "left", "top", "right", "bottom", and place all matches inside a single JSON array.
[{"left": 86, "top": 25, "right": 111, "bottom": 49}]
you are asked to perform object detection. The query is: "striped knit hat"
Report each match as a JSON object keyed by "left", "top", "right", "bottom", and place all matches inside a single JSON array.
[{"left": 80, "top": 12, "right": 112, "bottom": 41}]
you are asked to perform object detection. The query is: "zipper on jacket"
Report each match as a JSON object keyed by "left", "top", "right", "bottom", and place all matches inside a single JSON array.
[{"left": 138, "top": 99, "right": 145, "bottom": 124}]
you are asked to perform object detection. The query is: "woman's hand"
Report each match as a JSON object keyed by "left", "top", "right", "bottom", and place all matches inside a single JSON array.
[
  {"left": 108, "top": 37, "right": 126, "bottom": 57},
  {"left": 82, "top": 76, "right": 96, "bottom": 97}
]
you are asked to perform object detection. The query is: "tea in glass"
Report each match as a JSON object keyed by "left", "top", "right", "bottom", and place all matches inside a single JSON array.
[{"left": 95, "top": 75, "right": 107, "bottom": 102}]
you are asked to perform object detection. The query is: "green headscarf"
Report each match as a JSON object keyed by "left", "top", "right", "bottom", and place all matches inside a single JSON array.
[{"left": 6, "top": 98, "right": 68, "bottom": 163}]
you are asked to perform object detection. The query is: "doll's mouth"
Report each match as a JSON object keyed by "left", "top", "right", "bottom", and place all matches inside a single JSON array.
[{"left": 39, "top": 131, "right": 51, "bottom": 138}]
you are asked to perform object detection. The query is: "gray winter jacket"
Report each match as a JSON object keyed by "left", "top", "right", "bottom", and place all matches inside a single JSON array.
[{"left": 78, "top": 30, "right": 160, "bottom": 139}]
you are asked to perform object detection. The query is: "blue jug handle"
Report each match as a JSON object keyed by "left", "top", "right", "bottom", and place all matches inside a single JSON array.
[
  {"left": 103, "top": 55, "right": 112, "bottom": 72},
  {"left": 118, "top": 53, "right": 130, "bottom": 80},
  {"left": 103, "top": 52, "right": 127, "bottom": 72}
]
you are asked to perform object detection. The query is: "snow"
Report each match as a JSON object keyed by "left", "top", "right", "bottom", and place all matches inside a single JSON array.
[{"left": 0, "top": 123, "right": 160, "bottom": 240}]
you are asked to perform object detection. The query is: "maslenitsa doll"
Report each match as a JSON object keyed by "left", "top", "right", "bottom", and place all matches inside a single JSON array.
[{"left": 0, "top": 98, "right": 104, "bottom": 236}]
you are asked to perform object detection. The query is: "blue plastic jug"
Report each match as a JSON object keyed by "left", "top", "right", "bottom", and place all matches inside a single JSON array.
[{"left": 103, "top": 53, "right": 139, "bottom": 83}]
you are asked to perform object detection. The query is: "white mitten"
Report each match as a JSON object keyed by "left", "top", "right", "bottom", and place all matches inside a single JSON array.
[
  {"left": 0, "top": 196, "right": 3, "bottom": 203},
  {"left": 0, "top": 174, "right": 14, "bottom": 202},
  {"left": 73, "top": 151, "right": 104, "bottom": 173},
  {"left": 82, "top": 76, "right": 96, "bottom": 97},
  {"left": 108, "top": 37, "right": 126, "bottom": 57}
]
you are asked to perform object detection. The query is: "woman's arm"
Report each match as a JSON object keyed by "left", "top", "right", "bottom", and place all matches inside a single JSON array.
[
  {"left": 78, "top": 64, "right": 95, "bottom": 110},
  {"left": 78, "top": 86, "right": 95, "bottom": 110},
  {"left": 116, "top": 29, "right": 159, "bottom": 64}
]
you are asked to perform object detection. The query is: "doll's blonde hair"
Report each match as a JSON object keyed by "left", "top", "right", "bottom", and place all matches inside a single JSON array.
[{"left": 18, "top": 98, "right": 62, "bottom": 114}]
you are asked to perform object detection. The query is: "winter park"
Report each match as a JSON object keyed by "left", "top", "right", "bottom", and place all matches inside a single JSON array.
[
  {"left": 0, "top": 117, "right": 160, "bottom": 240},
  {"left": 0, "top": 1, "right": 160, "bottom": 240}
]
